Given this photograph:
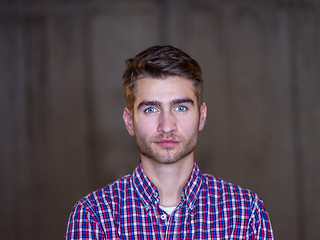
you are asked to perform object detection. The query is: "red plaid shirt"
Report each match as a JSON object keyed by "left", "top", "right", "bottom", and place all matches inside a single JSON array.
[{"left": 65, "top": 162, "right": 274, "bottom": 239}]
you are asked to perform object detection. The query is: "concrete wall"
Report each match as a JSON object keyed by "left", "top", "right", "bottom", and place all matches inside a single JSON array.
[{"left": 1, "top": 0, "right": 319, "bottom": 239}]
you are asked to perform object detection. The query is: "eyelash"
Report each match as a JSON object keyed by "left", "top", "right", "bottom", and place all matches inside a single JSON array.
[
  {"left": 144, "top": 107, "right": 158, "bottom": 114},
  {"left": 175, "top": 105, "right": 187, "bottom": 112},
  {"left": 144, "top": 105, "right": 188, "bottom": 114}
]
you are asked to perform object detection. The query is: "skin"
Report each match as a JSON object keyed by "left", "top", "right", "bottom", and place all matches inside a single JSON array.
[{"left": 123, "top": 76, "right": 207, "bottom": 207}]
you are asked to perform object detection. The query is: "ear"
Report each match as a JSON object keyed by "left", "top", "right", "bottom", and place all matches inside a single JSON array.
[
  {"left": 198, "top": 102, "right": 207, "bottom": 131},
  {"left": 123, "top": 107, "right": 135, "bottom": 136}
]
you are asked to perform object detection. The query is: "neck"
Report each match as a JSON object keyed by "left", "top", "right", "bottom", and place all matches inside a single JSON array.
[{"left": 141, "top": 154, "right": 194, "bottom": 207}]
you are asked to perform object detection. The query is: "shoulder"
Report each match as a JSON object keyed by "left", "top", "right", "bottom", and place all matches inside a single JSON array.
[
  {"left": 74, "top": 173, "right": 132, "bottom": 216},
  {"left": 200, "top": 173, "right": 274, "bottom": 238},
  {"left": 65, "top": 174, "right": 133, "bottom": 239},
  {"left": 202, "top": 173, "right": 264, "bottom": 208}
]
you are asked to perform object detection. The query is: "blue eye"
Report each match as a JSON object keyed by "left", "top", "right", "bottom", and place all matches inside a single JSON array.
[
  {"left": 176, "top": 106, "right": 187, "bottom": 112},
  {"left": 145, "top": 107, "right": 156, "bottom": 114}
]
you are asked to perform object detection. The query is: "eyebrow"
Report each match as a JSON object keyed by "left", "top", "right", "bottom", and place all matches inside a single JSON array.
[
  {"left": 171, "top": 98, "right": 194, "bottom": 105},
  {"left": 137, "top": 100, "right": 162, "bottom": 110},
  {"left": 137, "top": 98, "right": 194, "bottom": 110}
]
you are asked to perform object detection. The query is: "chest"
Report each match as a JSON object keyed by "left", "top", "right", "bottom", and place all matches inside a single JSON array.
[{"left": 115, "top": 199, "right": 249, "bottom": 239}]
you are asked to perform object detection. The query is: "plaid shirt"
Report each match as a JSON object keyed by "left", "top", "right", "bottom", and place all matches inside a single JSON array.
[{"left": 65, "top": 162, "right": 274, "bottom": 239}]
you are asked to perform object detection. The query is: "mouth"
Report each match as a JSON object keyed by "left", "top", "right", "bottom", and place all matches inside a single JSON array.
[{"left": 154, "top": 139, "right": 180, "bottom": 148}]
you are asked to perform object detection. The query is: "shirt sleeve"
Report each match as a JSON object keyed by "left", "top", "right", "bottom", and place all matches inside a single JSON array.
[
  {"left": 247, "top": 196, "right": 274, "bottom": 240},
  {"left": 65, "top": 202, "right": 107, "bottom": 240}
]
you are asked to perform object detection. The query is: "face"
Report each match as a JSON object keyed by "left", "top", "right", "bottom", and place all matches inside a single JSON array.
[{"left": 123, "top": 76, "right": 207, "bottom": 165}]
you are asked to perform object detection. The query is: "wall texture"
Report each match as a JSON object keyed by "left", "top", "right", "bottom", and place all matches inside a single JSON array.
[{"left": 1, "top": 0, "right": 319, "bottom": 239}]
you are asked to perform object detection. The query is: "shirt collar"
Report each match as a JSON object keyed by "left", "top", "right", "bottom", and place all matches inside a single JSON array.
[
  {"left": 181, "top": 163, "right": 203, "bottom": 211},
  {"left": 132, "top": 161, "right": 203, "bottom": 211}
]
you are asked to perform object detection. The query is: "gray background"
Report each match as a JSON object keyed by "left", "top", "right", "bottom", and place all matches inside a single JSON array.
[{"left": 1, "top": 0, "right": 319, "bottom": 239}]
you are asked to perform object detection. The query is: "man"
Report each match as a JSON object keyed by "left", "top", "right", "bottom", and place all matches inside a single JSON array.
[{"left": 65, "top": 46, "right": 274, "bottom": 239}]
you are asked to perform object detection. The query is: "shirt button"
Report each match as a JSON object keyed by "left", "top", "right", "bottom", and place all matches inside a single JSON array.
[
  {"left": 153, "top": 192, "right": 158, "bottom": 198},
  {"left": 160, "top": 214, "right": 167, "bottom": 220}
]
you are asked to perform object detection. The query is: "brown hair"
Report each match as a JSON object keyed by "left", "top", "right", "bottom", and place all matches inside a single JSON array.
[{"left": 122, "top": 45, "right": 203, "bottom": 110}]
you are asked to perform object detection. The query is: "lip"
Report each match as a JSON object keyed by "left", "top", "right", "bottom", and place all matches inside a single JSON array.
[{"left": 155, "top": 139, "right": 180, "bottom": 148}]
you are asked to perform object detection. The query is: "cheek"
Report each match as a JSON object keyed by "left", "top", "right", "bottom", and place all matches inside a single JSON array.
[
  {"left": 178, "top": 118, "right": 199, "bottom": 133},
  {"left": 134, "top": 118, "right": 158, "bottom": 135}
]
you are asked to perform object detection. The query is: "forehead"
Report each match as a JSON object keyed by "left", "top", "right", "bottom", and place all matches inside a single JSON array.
[{"left": 133, "top": 76, "right": 197, "bottom": 105}]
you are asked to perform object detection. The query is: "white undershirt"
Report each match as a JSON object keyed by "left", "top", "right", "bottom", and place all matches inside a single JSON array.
[{"left": 159, "top": 205, "right": 177, "bottom": 215}]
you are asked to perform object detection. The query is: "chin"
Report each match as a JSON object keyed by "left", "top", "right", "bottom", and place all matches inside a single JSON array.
[{"left": 150, "top": 150, "right": 194, "bottom": 165}]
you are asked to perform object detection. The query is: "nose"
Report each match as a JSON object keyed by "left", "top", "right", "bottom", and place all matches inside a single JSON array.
[{"left": 157, "top": 111, "right": 177, "bottom": 134}]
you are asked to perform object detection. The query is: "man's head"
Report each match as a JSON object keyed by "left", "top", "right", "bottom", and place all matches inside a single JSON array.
[
  {"left": 123, "top": 45, "right": 203, "bottom": 111},
  {"left": 122, "top": 46, "right": 207, "bottom": 164}
]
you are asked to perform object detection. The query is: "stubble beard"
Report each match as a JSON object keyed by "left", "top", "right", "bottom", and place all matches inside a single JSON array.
[{"left": 134, "top": 131, "right": 199, "bottom": 165}]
